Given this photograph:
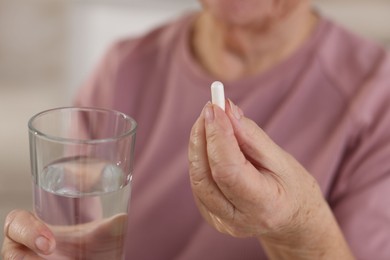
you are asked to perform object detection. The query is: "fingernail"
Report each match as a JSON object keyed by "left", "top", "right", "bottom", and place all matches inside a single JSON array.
[
  {"left": 228, "top": 99, "right": 241, "bottom": 120},
  {"left": 35, "top": 236, "right": 52, "bottom": 253},
  {"left": 204, "top": 102, "right": 215, "bottom": 123}
]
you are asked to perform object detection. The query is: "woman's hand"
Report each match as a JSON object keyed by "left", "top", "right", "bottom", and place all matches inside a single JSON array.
[
  {"left": 2, "top": 209, "right": 56, "bottom": 259},
  {"left": 188, "top": 100, "right": 354, "bottom": 259},
  {"left": 2, "top": 210, "right": 127, "bottom": 260}
]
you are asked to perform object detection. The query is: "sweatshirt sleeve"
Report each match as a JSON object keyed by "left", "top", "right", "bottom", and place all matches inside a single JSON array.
[{"left": 329, "top": 56, "right": 390, "bottom": 259}]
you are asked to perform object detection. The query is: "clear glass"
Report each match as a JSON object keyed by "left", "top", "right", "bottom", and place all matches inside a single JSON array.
[{"left": 28, "top": 107, "right": 137, "bottom": 260}]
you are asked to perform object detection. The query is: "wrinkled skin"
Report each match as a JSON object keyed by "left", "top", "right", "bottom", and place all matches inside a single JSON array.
[
  {"left": 188, "top": 101, "right": 354, "bottom": 259},
  {"left": 2, "top": 210, "right": 127, "bottom": 260},
  {"left": 188, "top": 100, "right": 322, "bottom": 238}
]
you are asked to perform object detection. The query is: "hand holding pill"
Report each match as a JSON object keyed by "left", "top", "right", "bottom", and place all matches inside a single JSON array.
[{"left": 188, "top": 91, "right": 348, "bottom": 259}]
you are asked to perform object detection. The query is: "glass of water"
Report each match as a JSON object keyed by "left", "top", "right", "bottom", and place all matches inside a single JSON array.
[{"left": 28, "top": 107, "right": 137, "bottom": 260}]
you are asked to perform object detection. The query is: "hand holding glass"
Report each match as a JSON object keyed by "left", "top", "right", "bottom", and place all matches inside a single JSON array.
[{"left": 28, "top": 107, "right": 137, "bottom": 260}]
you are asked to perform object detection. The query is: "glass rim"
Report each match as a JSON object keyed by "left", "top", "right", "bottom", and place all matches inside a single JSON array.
[{"left": 28, "top": 106, "right": 137, "bottom": 144}]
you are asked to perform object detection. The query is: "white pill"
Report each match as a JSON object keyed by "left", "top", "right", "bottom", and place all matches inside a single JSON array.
[{"left": 211, "top": 81, "right": 225, "bottom": 111}]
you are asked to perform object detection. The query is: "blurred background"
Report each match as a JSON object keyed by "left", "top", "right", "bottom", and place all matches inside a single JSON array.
[{"left": 0, "top": 0, "right": 389, "bottom": 247}]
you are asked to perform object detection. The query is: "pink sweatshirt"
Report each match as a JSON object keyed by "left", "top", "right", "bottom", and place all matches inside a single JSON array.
[{"left": 75, "top": 12, "right": 390, "bottom": 260}]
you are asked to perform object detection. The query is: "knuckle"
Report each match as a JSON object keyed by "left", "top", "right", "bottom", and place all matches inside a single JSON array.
[
  {"left": 190, "top": 171, "right": 208, "bottom": 188},
  {"left": 188, "top": 144, "right": 202, "bottom": 166},
  {"left": 189, "top": 133, "right": 205, "bottom": 149},
  {"left": 3, "top": 210, "right": 22, "bottom": 238},
  {"left": 188, "top": 160, "right": 210, "bottom": 189},
  {"left": 188, "top": 150, "right": 207, "bottom": 174}
]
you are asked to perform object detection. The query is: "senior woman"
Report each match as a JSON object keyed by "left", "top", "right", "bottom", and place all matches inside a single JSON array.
[{"left": 3, "top": 0, "right": 390, "bottom": 259}]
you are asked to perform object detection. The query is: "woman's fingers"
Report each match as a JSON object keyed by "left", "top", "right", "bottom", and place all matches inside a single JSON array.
[
  {"left": 50, "top": 213, "right": 127, "bottom": 240},
  {"left": 188, "top": 105, "right": 236, "bottom": 220},
  {"left": 188, "top": 101, "right": 305, "bottom": 236},
  {"left": 226, "top": 99, "right": 290, "bottom": 176},
  {"left": 205, "top": 103, "right": 274, "bottom": 206},
  {"left": 49, "top": 213, "right": 128, "bottom": 259},
  {"left": 188, "top": 106, "right": 212, "bottom": 190},
  {"left": 3, "top": 210, "right": 55, "bottom": 256},
  {"left": 189, "top": 103, "right": 274, "bottom": 225},
  {"left": 2, "top": 238, "right": 46, "bottom": 260}
]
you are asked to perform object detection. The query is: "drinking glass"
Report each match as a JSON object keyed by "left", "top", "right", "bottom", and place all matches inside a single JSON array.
[{"left": 28, "top": 107, "right": 137, "bottom": 260}]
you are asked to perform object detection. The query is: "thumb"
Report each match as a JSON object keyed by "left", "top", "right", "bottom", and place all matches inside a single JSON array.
[{"left": 226, "top": 99, "right": 289, "bottom": 176}]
